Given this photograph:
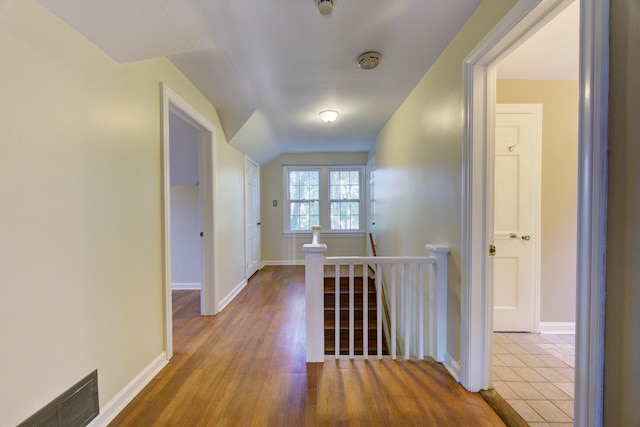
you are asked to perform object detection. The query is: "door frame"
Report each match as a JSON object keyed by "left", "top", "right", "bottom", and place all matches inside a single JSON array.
[
  {"left": 494, "top": 103, "right": 542, "bottom": 333},
  {"left": 461, "top": 0, "right": 608, "bottom": 426},
  {"left": 244, "top": 155, "right": 260, "bottom": 278},
  {"left": 162, "top": 83, "right": 218, "bottom": 359}
]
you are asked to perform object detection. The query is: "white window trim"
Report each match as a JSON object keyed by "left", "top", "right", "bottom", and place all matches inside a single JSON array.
[{"left": 283, "top": 165, "right": 365, "bottom": 235}]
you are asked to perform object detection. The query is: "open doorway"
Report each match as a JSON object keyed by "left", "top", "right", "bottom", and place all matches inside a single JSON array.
[
  {"left": 162, "top": 83, "right": 217, "bottom": 359},
  {"left": 490, "top": 3, "right": 580, "bottom": 420},
  {"left": 461, "top": 0, "right": 608, "bottom": 425}
]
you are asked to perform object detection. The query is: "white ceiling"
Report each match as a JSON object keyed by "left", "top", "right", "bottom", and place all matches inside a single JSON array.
[
  {"left": 37, "top": 0, "right": 483, "bottom": 164},
  {"left": 497, "top": 1, "right": 579, "bottom": 80},
  {"left": 36, "top": 1, "right": 578, "bottom": 165}
]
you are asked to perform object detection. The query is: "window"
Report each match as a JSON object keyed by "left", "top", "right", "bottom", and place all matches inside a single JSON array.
[{"left": 284, "top": 165, "right": 364, "bottom": 233}]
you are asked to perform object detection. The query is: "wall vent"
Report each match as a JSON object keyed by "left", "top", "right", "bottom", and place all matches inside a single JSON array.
[{"left": 18, "top": 370, "right": 99, "bottom": 427}]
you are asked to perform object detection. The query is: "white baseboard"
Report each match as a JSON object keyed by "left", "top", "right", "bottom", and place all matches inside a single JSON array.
[
  {"left": 539, "top": 322, "right": 576, "bottom": 334},
  {"left": 261, "top": 260, "right": 305, "bottom": 267},
  {"left": 443, "top": 352, "right": 461, "bottom": 382},
  {"left": 218, "top": 279, "right": 248, "bottom": 312},
  {"left": 89, "top": 353, "right": 168, "bottom": 427},
  {"left": 171, "top": 282, "right": 201, "bottom": 290}
]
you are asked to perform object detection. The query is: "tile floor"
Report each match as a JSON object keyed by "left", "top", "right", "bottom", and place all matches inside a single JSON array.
[{"left": 493, "top": 333, "right": 575, "bottom": 426}]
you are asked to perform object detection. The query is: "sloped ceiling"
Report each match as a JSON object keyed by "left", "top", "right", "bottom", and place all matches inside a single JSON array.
[{"left": 37, "top": 0, "right": 483, "bottom": 164}]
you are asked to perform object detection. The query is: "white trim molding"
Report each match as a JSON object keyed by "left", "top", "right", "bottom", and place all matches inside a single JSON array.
[
  {"left": 443, "top": 352, "right": 461, "bottom": 383},
  {"left": 261, "top": 260, "right": 305, "bottom": 267},
  {"left": 539, "top": 322, "right": 576, "bottom": 335},
  {"left": 161, "top": 82, "right": 218, "bottom": 359},
  {"left": 171, "top": 283, "right": 201, "bottom": 291},
  {"left": 89, "top": 353, "right": 168, "bottom": 427},
  {"left": 218, "top": 279, "right": 248, "bottom": 312}
]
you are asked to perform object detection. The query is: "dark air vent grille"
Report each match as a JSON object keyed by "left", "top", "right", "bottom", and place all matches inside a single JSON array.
[{"left": 18, "top": 370, "right": 99, "bottom": 427}]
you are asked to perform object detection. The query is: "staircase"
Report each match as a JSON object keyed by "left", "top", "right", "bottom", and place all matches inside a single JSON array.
[{"left": 323, "top": 265, "right": 388, "bottom": 356}]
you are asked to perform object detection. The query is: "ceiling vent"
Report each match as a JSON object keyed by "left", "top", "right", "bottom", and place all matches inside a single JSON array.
[
  {"left": 357, "top": 52, "right": 382, "bottom": 70},
  {"left": 316, "top": 0, "right": 336, "bottom": 16}
]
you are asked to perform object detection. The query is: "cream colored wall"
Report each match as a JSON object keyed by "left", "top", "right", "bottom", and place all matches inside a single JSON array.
[
  {"left": 497, "top": 80, "right": 578, "bottom": 323},
  {"left": 605, "top": 0, "right": 640, "bottom": 424},
  {"left": 0, "top": 1, "right": 245, "bottom": 425},
  {"left": 373, "top": 0, "right": 517, "bottom": 361},
  {"left": 261, "top": 153, "right": 368, "bottom": 262}
]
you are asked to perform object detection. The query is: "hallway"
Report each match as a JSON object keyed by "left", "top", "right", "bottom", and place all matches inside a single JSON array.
[{"left": 110, "top": 266, "right": 504, "bottom": 426}]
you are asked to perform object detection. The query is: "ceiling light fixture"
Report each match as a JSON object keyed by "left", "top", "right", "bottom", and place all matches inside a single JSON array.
[
  {"left": 319, "top": 110, "right": 339, "bottom": 123},
  {"left": 357, "top": 51, "right": 382, "bottom": 70},
  {"left": 316, "top": 0, "right": 336, "bottom": 16}
]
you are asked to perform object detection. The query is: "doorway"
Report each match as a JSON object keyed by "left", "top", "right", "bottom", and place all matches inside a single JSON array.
[
  {"left": 461, "top": 0, "right": 608, "bottom": 425},
  {"left": 162, "top": 83, "right": 218, "bottom": 359},
  {"left": 245, "top": 156, "right": 260, "bottom": 278}
]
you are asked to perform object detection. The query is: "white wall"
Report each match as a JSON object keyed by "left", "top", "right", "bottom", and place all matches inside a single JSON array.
[
  {"left": 0, "top": 1, "right": 245, "bottom": 425},
  {"left": 170, "top": 185, "right": 202, "bottom": 286}
]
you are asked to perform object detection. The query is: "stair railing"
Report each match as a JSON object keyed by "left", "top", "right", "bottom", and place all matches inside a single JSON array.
[{"left": 303, "top": 226, "right": 450, "bottom": 363}]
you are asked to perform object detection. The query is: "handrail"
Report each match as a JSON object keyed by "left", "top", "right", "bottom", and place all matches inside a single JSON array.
[
  {"left": 302, "top": 227, "right": 450, "bottom": 363},
  {"left": 368, "top": 232, "right": 392, "bottom": 359}
]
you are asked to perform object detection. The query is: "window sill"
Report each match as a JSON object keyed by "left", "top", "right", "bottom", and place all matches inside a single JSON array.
[{"left": 282, "top": 231, "right": 366, "bottom": 238}]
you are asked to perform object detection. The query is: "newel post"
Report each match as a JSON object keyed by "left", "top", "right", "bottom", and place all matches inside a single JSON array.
[
  {"left": 426, "top": 244, "right": 450, "bottom": 362},
  {"left": 303, "top": 226, "right": 327, "bottom": 363}
]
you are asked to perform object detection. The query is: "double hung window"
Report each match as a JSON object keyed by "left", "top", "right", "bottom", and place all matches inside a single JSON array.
[{"left": 284, "top": 166, "right": 364, "bottom": 233}]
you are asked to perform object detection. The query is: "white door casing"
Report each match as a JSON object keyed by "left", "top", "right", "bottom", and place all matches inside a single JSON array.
[
  {"left": 493, "top": 104, "right": 541, "bottom": 332},
  {"left": 162, "top": 83, "right": 218, "bottom": 359},
  {"left": 245, "top": 156, "right": 260, "bottom": 278}
]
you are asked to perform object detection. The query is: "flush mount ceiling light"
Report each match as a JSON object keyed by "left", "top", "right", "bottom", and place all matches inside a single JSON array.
[
  {"left": 316, "top": 0, "right": 336, "bottom": 16},
  {"left": 357, "top": 51, "right": 382, "bottom": 70},
  {"left": 319, "top": 110, "right": 339, "bottom": 123}
]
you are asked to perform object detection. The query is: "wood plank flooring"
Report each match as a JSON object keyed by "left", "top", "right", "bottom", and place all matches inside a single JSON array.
[{"left": 110, "top": 266, "right": 504, "bottom": 426}]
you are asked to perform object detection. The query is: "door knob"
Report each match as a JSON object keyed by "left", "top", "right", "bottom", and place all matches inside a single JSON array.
[
  {"left": 521, "top": 235, "right": 531, "bottom": 241},
  {"left": 257, "top": 222, "right": 261, "bottom": 226}
]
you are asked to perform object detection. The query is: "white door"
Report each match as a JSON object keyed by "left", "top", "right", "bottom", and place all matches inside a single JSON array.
[
  {"left": 493, "top": 104, "right": 541, "bottom": 332},
  {"left": 245, "top": 157, "right": 261, "bottom": 278}
]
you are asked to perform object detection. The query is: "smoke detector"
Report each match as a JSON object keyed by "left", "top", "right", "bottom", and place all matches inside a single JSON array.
[
  {"left": 316, "top": 0, "right": 336, "bottom": 16},
  {"left": 357, "top": 51, "right": 382, "bottom": 70}
]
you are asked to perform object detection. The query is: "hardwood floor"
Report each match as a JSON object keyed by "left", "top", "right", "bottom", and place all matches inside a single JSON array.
[{"left": 110, "top": 266, "right": 504, "bottom": 426}]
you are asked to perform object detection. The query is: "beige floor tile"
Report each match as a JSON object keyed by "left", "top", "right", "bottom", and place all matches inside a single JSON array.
[
  {"left": 520, "top": 343, "right": 551, "bottom": 355},
  {"left": 533, "top": 367, "right": 571, "bottom": 383},
  {"left": 496, "top": 353, "right": 526, "bottom": 367},
  {"left": 553, "top": 400, "right": 574, "bottom": 418},
  {"left": 493, "top": 355, "right": 505, "bottom": 367},
  {"left": 502, "top": 342, "right": 530, "bottom": 354},
  {"left": 554, "top": 382, "right": 574, "bottom": 398},
  {"left": 516, "top": 354, "right": 547, "bottom": 367},
  {"left": 493, "top": 366, "right": 524, "bottom": 381},
  {"left": 506, "top": 399, "right": 545, "bottom": 423},
  {"left": 528, "top": 424, "right": 551, "bottom": 427},
  {"left": 511, "top": 366, "right": 547, "bottom": 382},
  {"left": 548, "top": 423, "right": 574, "bottom": 427},
  {"left": 537, "top": 354, "right": 570, "bottom": 368},
  {"left": 530, "top": 382, "right": 572, "bottom": 400},
  {"left": 527, "top": 400, "right": 572, "bottom": 423},
  {"left": 493, "top": 342, "right": 509, "bottom": 354},
  {"left": 493, "top": 381, "right": 519, "bottom": 400},
  {"left": 508, "top": 381, "right": 546, "bottom": 399},
  {"left": 553, "top": 367, "right": 575, "bottom": 381}
]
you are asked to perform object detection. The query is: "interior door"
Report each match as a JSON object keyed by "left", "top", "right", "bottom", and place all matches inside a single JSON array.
[
  {"left": 245, "top": 157, "right": 260, "bottom": 278},
  {"left": 493, "top": 105, "right": 541, "bottom": 332}
]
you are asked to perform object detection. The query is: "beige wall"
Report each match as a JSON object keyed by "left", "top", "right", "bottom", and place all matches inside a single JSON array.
[
  {"left": 373, "top": 0, "right": 517, "bottom": 360},
  {"left": 261, "top": 153, "right": 368, "bottom": 262},
  {"left": 605, "top": 0, "right": 640, "bottom": 424},
  {"left": 0, "top": 1, "right": 245, "bottom": 425},
  {"left": 497, "top": 80, "right": 578, "bottom": 323}
]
